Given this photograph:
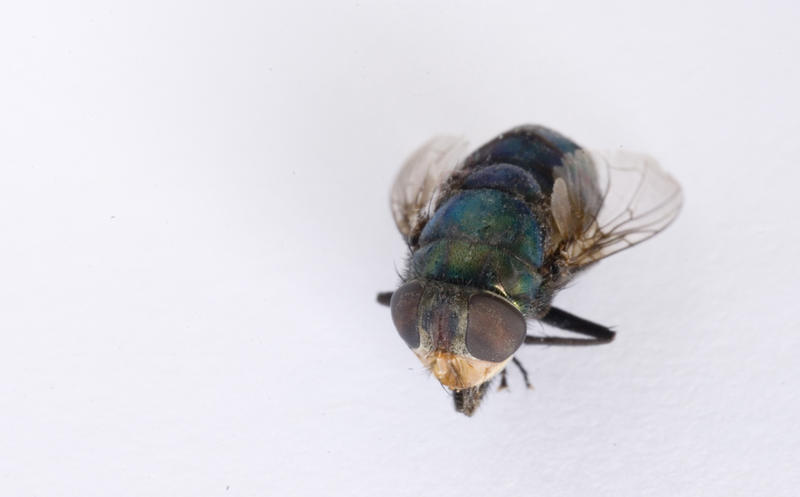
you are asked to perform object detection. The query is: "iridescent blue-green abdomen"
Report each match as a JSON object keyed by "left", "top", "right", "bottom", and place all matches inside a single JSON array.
[{"left": 410, "top": 125, "right": 581, "bottom": 309}]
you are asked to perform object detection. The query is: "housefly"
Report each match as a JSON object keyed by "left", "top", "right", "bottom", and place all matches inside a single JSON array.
[{"left": 377, "top": 125, "right": 683, "bottom": 416}]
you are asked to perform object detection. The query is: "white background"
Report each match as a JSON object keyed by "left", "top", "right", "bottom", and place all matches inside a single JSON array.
[{"left": 1, "top": 1, "right": 798, "bottom": 496}]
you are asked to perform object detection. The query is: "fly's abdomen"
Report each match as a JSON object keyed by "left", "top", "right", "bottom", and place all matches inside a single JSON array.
[
  {"left": 462, "top": 125, "right": 580, "bottom": 194},
  {"left": 410, "top": 125, "right": 581, "bottom": 307}
]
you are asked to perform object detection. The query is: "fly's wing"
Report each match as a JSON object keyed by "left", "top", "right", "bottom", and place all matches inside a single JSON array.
[
  {"left": 551, "top": 149, "right": 683, "bottom": 267},
  {"left": 390, "top": 136, "right": 469, "bottom": 240}
]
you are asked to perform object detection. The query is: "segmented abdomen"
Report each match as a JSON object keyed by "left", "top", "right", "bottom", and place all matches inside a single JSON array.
[{"left": 410, "top": 125, "right": 581, "bottom": 308}]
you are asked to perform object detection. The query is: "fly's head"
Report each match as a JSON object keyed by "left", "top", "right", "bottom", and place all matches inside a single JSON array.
[{"left": 390, "top": 279, "right": 527, "bottom": 394}]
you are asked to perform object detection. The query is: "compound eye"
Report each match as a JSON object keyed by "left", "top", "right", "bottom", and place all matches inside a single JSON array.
[
  {"left": 389, "top": 281, "right": 423, "bottom": 348},
  {"left": 465, "top": 293, "right": 526, "bottom": 362}
]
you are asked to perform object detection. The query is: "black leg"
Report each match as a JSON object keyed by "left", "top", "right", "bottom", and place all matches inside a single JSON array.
[
  {"left": 525, "top": 306, "right": 615, "bottom": 346},
  {"left": 498, "top": 368, "right": 508, "bottom": 390},
  {"left": 512, "top": 357, "right": 533, "bottom": 389},
  {"left": 376, "top": 291, "right": 393, "bottom": 306}
]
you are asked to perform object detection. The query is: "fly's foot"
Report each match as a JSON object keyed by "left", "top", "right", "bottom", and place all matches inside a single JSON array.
[
  {"left": 498, "top": 369, "right": 509, "bottom": 391},
  {"left": 513, "top": 357, "right": 534, "bottom": 390}
]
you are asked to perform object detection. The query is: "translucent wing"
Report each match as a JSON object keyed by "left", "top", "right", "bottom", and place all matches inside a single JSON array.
[
  {"left": 551, "top": 149, "right": 683, "bottom": 267},
  {"left": 390, "top": 136, "right": 469, "bottom": 240}
]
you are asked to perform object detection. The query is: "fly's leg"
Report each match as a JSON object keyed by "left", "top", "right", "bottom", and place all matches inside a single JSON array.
[
  {"left": 497, "top": 359, "right": 531, "bottom": 391},
  {"left": 512, "top": 357, "right": 533, "bottom": 389},
  {"left": 376, "top": 291, "right": 393, "bottom": 306},
  {"left": 498, "top": 368, "right": 508, "bottom": 391},
  {"left": 525, "top": 306, "right": 615, "bottom": 346}
]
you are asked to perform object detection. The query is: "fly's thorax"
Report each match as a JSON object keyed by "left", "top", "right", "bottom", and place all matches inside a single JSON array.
[
  {"left": 389, "top": 279, "right": 527, "bottom": 390},
  {"left": 409, "top": 173, "right": 555, "bottom": 314}
]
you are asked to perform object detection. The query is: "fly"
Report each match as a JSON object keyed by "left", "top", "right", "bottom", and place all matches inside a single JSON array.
[{"left": 377, "top": 125, "right": 683, "bottom": 416}]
